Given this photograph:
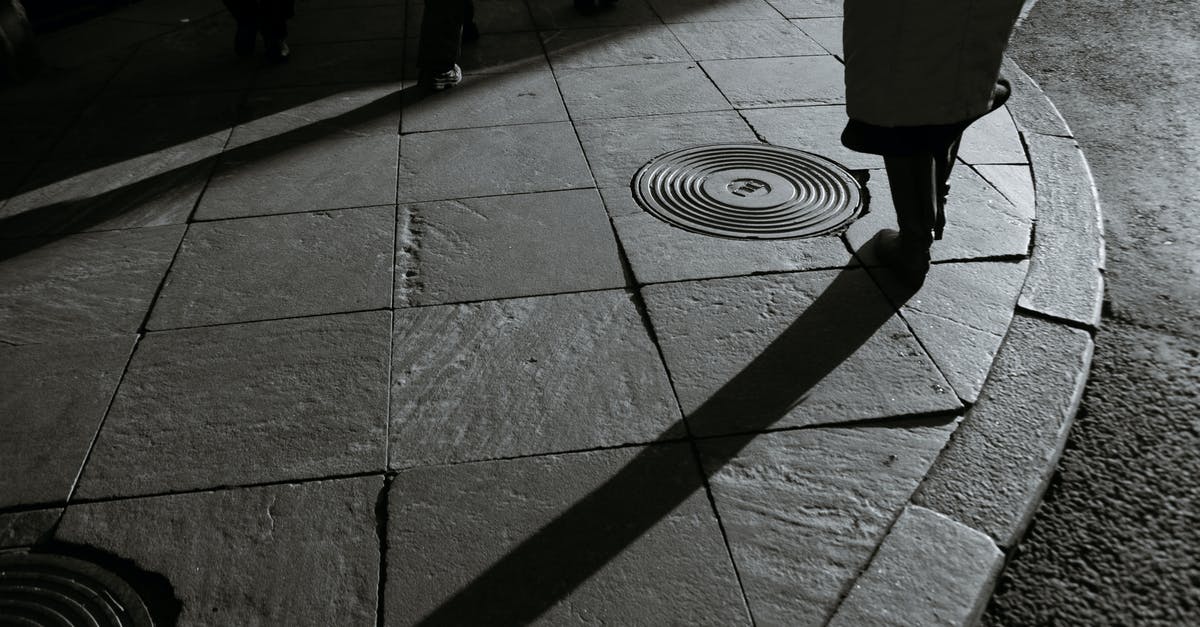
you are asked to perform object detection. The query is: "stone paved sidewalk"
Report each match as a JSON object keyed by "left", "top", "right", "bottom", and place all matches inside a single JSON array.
[{"left": 0, "top": 0, "right": 1102, "bottom": 625}]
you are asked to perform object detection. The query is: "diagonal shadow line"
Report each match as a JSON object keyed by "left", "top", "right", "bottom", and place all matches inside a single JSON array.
[{"left": 414, "top": 264, "right": 920, "bottom": 625}]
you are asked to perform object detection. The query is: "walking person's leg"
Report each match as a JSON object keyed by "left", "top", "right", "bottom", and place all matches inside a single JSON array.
[
  {"left": 222, "top": 0, "right": 257, "bottom": 57},
  {"left": 258, "top": 0, "right": 293, "bottom": 61},
  {"left": 417, "top": 0, "right": 468, "bottom": 89}
]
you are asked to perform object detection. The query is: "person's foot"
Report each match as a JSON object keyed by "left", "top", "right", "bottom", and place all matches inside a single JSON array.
[
  {"left": 872, "top": 229, "right": 931, "bottom": 287},
  {"left": 264, "top": 37, "right": 290, "bottom": 63},
  {"left": 421, "top": 64, "right": 463, "bottom": 91},
  {"left": 234, "top": 21, "right": 255, "bottom": 57}
]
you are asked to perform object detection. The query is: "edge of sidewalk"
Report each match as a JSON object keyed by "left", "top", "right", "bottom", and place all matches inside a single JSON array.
[{"left": 825, "top": 55, "right": 1105, "bottom": 626}]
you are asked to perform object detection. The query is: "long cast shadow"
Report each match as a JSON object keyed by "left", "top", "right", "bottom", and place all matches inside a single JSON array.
[{"left": 415, "top": 263, "right": 921, "bottom": 625}]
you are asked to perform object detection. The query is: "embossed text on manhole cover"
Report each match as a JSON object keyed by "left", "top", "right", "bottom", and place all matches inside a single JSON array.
[
  {"left": 632, "top": 143, "right": 864, "bottom": 240},
  {"left": 0, "top": 552, "right": 153, "bottom": 626}
]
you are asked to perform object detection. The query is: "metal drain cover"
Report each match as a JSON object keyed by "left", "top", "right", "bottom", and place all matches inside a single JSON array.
[
  {"left": 0, "top": 552, "right": 153, "bottom": 626},
  {"left": 632, "top": 143, "right": 864, "bottom": 240}
]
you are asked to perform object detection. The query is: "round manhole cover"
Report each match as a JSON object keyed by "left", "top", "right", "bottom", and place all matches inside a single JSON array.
[
  {"left": 631, "top": 143, "right": 864, "bottom": 240},
  {"left": 0, "top": 552, "right": 153, "bottom": 626}
]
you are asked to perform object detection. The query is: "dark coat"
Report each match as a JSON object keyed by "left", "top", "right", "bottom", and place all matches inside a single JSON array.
[{"left": 843, "top": 0, "right": 1024, "bottom": 127}]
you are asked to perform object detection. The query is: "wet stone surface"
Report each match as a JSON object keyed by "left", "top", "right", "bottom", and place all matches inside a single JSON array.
[
  {"left": 642, "top": 270, "right": 961, "bottom": 437},
  {"left": 0, "top": 226, "right": 184, "bottom": 345},
  {"left": 149, "top": 207, "right": 394, "bottom": 329},
  {"left": 386, "top": 446, "right": 749, "bottom": 625},
  {"left": 698, "top": 424, "right": 956, "bottom": 625},
  {"left": 389, "top": 290, "right": 679, "bottom": 469},
  {"left": 396, "top": 189, "right": 626, "bottom": 306},
  {"left": 0, "top": 337, "right": 134, "bottom": 508},
  {"left": 76, "top": 312, "right": 390, "bottom": 499},
  {"left": 56, "top": 477, "right": 381, "bottom": 626}
]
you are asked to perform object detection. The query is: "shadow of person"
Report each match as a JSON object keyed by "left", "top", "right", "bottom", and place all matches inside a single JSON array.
[{"left": 412, "top": 262, "right": 929, "bottom": 625}]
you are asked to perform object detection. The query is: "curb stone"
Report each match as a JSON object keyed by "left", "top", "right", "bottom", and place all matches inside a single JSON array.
[{"left": 832, "top": 54, "right": 1102, "bottom": 625}]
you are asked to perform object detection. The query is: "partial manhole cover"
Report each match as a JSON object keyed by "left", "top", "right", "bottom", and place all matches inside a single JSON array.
[
  {"left": 632, "top": 143, "right": 864, "bottom": 240},
  {"left": 0, "top": 552, "right": 153, "bottom": 626}
]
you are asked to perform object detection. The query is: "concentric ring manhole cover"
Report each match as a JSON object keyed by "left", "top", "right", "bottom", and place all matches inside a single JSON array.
[
  {"left": 0, "top": 552, "right": 153, "bottom": 626},
  {"left": 632, "top": 143, "right": 864, "bottom": 240}
]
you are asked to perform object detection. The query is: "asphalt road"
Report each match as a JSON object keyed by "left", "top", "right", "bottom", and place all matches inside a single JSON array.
[{"left": 982, "top": 0, "right": 1200, "bottom": 624}]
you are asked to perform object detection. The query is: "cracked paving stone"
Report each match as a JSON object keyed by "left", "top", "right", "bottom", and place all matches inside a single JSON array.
[
  {"left": 395, "top": 189, "right": 625, "bottom": 306},
  {"left": 0, "top": 337, "right": 135, "bottom": 508},
  {"left": 75, "top": 312, "right": 390, "bottom": 499},
  {"left": 791, "top": 17, "right": 843, "bottom": 57},
  {"left": 958, "top": 106, "right": 1028, "bottom": 165},
  {"left": 975, "top": 164, "right": 1036, "bottom": 218},
  {"left": 56, "top": 477, "right": 381, "bottom": 626},
  {"left": 0, "top": 509, "right": 62, "bottom": 548},
  {"left": 148, "top": 207, "right": 394, "bottom": 329},
  {"left": 698, "top": 424, "right": 956, "bottom": 626},
  {"left": 389, "top": 290, "right": 680, "bottom": 469},
  {"left": 385, "top": 446, "right": 749, "bottom": 624},
  {"left": 0, "top": 226, "right": 184, "bottom": 344},
  {"left": 642, "top": 269, "right": 961, "bottom": 437}
]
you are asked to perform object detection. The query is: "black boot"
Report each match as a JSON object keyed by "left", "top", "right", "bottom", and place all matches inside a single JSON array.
[{"left": 877, "top": 152, "right": 938, "bottom": 286}]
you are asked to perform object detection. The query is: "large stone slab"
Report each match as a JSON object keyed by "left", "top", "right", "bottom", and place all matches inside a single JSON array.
[
  {"left": 642, "top": 270, "right": 961, "bottom": 437},
  {"left": 575, "top": 111, "right": 757, "bottom": 189},
  {"left": 847, "top": 166, "right": 1033, "bottom": 263},
  {"left": 556, "top": 62, "right": 732, "bottom": 120},
  {"left": 649, "top": 0, "right": 780, "bottom": 22},
  {"left": 827, "top": 505, "right": 1004, "bottom": 627},
  {"left": 0, "top": 226, "right": 184, "bottom": 345},
  {"left": 75, "top": 312, "right": 390, "bottom": 499},
  {"left": 669, "top": 19, "right": 825, "bottom": 60},
  {"left": 0, "top": 509, "right": 62, "bottom": 548},
  {"left": 0, "top": 101, "right": 81, "bottom": 165},
  {"left": 914, "top": 313, "right": 1094, "bottom": 547},
  {"left": 957, "top": 106, "right": 1028, "bottom": 165},
  {"left": 386, "top": 446, "right": 749, "bottom": 624},
  {"left": 196, "top": 131, "right": 399, "bottom": 220},
  {"left": 541, "top": 25, "right": 692, "bottom": 69},
  {"left": 401, "top": 71, "right": 567, "bottom": 133},
  {"left": 397, "top": 122, "right": 593, "bottom": 202},
  {"left": 149, "top": 206, "right": 394, "bottom": 330},
  {"left": 697, "top": 424, "right": 956, "bottom": 625},
  {"left": 791, "top": 17, "right": 843, "bottom": 56},
  {"left": 999, "top": 56, "right": 1074, "bottom": 138},
  {"left": 702, "top": 56, "right": 844, "bottom": 108},
  {"left": 871, "top": 261, "right": 1029, "bottom": 403},
  {"left": 57, "top": 477, "right": 381, "bottom": 626},
  {"left": 1018, "top": 134, "right": 1105, "bottom": 328},
  {"left": 389, "top": 290, "right": 680, "bottom": 469},
  {"left": 396, "top": 189, "right": 626, "bottom": 306},
  {"left": 975, "top": 163, "right": 1036, "bottom": 217},
  {"left": 741, "top": 105, "right": 883, "bottom": 170},
  {"left": 1, "top": 140, "right": 221, "bottom": 236},
  {"left": 613, "top": 211, "right": 854, "bottom": 284},
  {"left": 0, "top": 337, "right": 134, "bottom": 507},
  {"left": 102, "top": 15, "right": 257, "bottom": 96}
]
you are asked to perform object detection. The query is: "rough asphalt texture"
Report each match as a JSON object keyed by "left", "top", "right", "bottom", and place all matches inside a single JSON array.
[{"left": 984, "top": 0, "right": 1200, "bottom": 623}]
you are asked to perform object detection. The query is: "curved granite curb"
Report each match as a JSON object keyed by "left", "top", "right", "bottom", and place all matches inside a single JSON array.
[{"left": 827, "top": 56, "right": 1103, "bottom": 626}]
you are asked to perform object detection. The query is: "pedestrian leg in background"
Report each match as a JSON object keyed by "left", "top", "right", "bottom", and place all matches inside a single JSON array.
[
  {"left": 417, "top": 0, "right": 472, "bottom": 90},
  {"left": 222, "top": 0, "right": 293, "bottom": 62}
]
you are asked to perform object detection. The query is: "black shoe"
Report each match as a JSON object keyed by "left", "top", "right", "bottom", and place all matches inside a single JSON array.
[
  {"left": 234, "top": 21, "right": 255, "bottom": 57},
  {"left": 873, "top": 229, "right": 931, "bottom": 287},
  {"left": 264, "top": 37, "right": 290, "bottom": 63}
]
